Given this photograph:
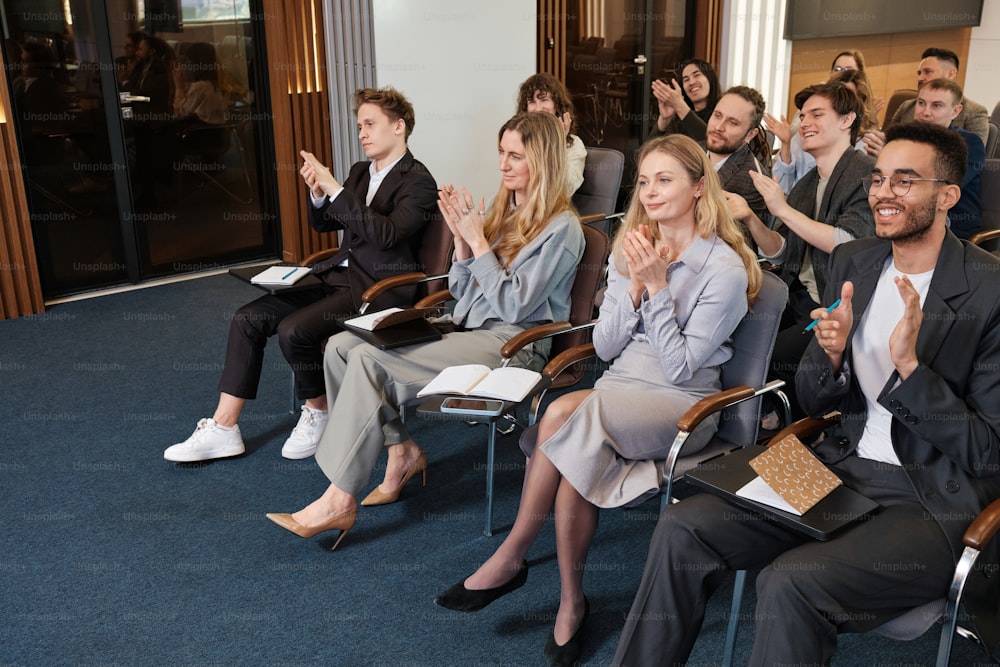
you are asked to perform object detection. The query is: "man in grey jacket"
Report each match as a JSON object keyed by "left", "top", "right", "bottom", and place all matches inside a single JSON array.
[{"left": 729, "top": 82, "right": 875, "bottom": 417}]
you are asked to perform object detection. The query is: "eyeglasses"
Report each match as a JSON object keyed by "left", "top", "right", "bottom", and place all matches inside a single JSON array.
[
  {"left": 831, "top": 65, "right": 855, "bottom": 72},
  {"left": 861, "top": 174, "right": 950, "bottom": 196}
]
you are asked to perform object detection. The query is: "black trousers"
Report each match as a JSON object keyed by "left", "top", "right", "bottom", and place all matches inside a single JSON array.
[
  {"left": 218, "top": 269, "right": 357, "bottom": 401},
  {"left": 612, "top": 456, "right": 954, "bottom": 667}
]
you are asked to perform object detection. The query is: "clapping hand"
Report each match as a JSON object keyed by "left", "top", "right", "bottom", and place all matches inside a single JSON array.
[
  {"left": 652, "top": 78, "right": 688, "bottom": 129},
  {"left": 300, "top": 150, "right": 339, "bottom": 199},
  {"left": 889, "top": 275, "right": 921, "bottom": 379},
  {"left": 623, "top": 225, "right": 671, "bottom": 306},
  {"left": 437, "top": 184, "right": 488, "bottom": 260},
  {"left": 811, "top": 281, "right": 854, "bottom": 369}
]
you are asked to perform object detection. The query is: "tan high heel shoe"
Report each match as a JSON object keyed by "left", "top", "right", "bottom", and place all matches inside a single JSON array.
[
  {"left": 360, "top": 451, "right": 428, "bottom": 506},
  {"left": 265, "top": 509, "right": 357, "bottom": 550}
]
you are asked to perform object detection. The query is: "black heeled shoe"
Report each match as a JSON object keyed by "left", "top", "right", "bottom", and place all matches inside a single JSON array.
[
  {"left": 434, "top": 559, "right": 528, "bottom": 612},
  {"left": 542, "top": 596, "right": 590, "bottom": 667}
]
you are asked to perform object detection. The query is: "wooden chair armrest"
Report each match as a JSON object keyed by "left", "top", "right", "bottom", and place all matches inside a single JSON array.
[
  {"left": 676, "top": 386, "right": 757, "bottom": 433},
  {"left": 580, "top": 213, "right": 609, "bottom": 225},
  {"left": 675, "top": 380, "right": 787, "bottom": 434},
  {"left": 766, "top": 412, "right": 841, "bottom": 445},
  {"left": 360, "top": 272, "right": 431, "bottom": 305},
  {"left": 968, "top": 229, "right": 1000, "bottom": 248},
  {"left": 415, "top": 288, "right": 453, "bottom": 309},
  {"left": 541, "top": 343, "right": 597, "bottom": 380},
  {"left": 965, "top": 497, "right": 1000, "bottom": 551},
  {"left": 500, "top": 322, "right": 572, "bottom": 359},
  {"left": 301, "top": 247, "right": 339, "bottom": 266}
]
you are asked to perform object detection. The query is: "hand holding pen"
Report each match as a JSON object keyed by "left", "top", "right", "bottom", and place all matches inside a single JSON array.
[{"left": 808, "top": 281, "right": 854, "bottom": 369}]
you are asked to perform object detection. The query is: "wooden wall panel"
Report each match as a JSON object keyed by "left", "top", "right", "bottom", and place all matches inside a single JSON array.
[
  {"left": 788, "top": 29, "right": 971, "bottom": 124},
  {"left": 263, "top": 0, "right": 335, "bottom": 263},
  {"left": 0, "top": 61, "right": 44, "bottom": 319},
  {"left": 695, "top": 0, "right": 724, "bottom": 66},
  {"left": 537, "top": 0, "right": 567, "bottom": 78}
]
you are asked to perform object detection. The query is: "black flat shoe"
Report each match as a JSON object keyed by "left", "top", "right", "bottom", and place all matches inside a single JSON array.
[
  {"left": 542, "top": 596, "right": 590, "bottom": 667},
  {"left": 434, "top": 559, "right": 528, "bottom": 612}
]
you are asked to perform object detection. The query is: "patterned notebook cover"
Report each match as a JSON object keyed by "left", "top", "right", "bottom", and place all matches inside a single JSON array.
[{"left": 749, "top": 434, "right": 843, "bottom": 515}]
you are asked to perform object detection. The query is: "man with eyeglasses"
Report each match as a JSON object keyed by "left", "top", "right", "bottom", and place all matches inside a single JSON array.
[{"left": 613, "top": 121, "right": 1000, "bottom": 667}]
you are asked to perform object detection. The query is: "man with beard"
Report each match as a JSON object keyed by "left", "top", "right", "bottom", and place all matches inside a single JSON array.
[
  {"left": 704, "top": 85, "right": 771, "bottom": 249},
  {"left": 613, "top": 121, "right": 1000, "bottom": 667}
]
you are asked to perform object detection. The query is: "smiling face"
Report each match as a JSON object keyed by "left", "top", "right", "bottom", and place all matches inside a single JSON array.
[
  {"left": 914, "top": 87, "right": 962, "bottom": 128},
  {"left": 798, "top": 93, "right": 853, "bottom": 155},
  {"left": 869, "top": 140, "right": 947, "bottom": 244},
  {"left": 356, "top": 102, "right": 405, "bottom": 167},
  {"left": 706, "top": 93, "right": 757, "bottom": 156},
  {"left": 681, "top": 63, "right": 710, "bottom": 108},
  {"left": 636, "top": 150, "right": 701, "bottom": 226},
  {"left": 498, "top": 129, "right": 530, "bottom": 200}
]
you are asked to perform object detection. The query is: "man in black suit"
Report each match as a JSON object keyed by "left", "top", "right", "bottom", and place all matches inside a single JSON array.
[
  {"left": 613, "top": 122, "right": 1000, "bottom": 666},
  {"left": 165, "top": 87, "right": 438, "bottom": 463},
  {"left": 731, "top": 82, "right": 875, "bottom": 418},
  {"left": 705, "top": 85, "right": 771, "bottom": 249}
]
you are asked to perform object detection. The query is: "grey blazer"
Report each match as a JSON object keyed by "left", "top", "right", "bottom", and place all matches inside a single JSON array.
[
  {"left": 797, "top": 234, "right": 1000, "bottom": 658},
  {"left": 778, "top": 147, "right": 875, "bottom": 301}
]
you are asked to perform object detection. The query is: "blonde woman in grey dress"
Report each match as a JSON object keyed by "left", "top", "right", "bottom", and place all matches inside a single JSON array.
[
  {"left": 436, "top": 134, "right": 762, "bottom": 666},
  {"left": 265, "top": 112, "right": 585, "bottom": 549}
]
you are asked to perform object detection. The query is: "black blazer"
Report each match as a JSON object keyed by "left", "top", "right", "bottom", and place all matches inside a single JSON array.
[
  {"left": 779, "top": 147, "right": 875, "bottom": 301},
  {"left": 309, "top": 150, "right": 438, "bottom": 305},
  {"left": 796, "top": 234, "right": 1000, "bottom": 656}
]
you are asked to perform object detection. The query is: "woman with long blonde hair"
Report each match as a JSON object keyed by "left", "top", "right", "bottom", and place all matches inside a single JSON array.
[
  {"left": 436, "top": 134, "right": 760, "bottom": 665},
  {"left": 265, "top": 111, "right": 585, "bottom": 548}
]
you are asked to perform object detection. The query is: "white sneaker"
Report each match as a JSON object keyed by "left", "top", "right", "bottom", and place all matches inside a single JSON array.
[
  {"left": 281, "top": 406, "right": 329, "bottom": 460},
  {"left": 164, "top": 418, "right": 245, "bottom": 462}
]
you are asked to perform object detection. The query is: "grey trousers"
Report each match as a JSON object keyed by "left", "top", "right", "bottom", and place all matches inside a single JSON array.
[
  {"left": 314, "top": 324, "right": 533, "bottom": 496},
  {"left": 612, "top": 456, "right": 954, "bottom": 667}
]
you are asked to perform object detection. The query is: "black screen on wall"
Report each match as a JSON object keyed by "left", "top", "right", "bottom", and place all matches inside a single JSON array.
[{"left": 785, "top": 0, "right": 983, "bottom": 40}]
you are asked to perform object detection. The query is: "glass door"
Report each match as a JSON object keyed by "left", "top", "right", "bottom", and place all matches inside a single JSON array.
[
  {"left": 1, "top": 0, "right": 278, "bottom": 298},
  {"left": 565, "top": 0, "right": 695, "bottom": 204}
]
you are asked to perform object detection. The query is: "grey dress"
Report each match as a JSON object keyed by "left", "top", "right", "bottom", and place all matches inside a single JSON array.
[{"left": 523, "top": 233, "right": 749, "bottom": 508}]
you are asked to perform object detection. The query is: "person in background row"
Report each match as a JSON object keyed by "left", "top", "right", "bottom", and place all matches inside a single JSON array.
[
  {"left": 879, "top": 47, "right": 989, "bottom": 146},
  {"left": 516, "top": 72, "right": 587, "bottom": 195},
  {"left": 650, "top": 58, "right": 721, "bottom": 142},
  {"left": 910, "top": 78, "right": 982, "bottom": 239}
]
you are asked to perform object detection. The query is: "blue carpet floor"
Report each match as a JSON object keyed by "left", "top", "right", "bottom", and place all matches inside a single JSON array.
[{"left": 0, "top": 274, "right": 993, "bottom": 666}]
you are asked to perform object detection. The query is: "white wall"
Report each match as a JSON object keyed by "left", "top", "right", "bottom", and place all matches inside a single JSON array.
[
  {"left": 966, "top": 0, "right": 1000, "bottom": 114},
  {"left": 720, "top": 0, "right": 792, "bottom": 123},
  {"left": 372, "top": 0, "right": 536, "bottom": 199}
]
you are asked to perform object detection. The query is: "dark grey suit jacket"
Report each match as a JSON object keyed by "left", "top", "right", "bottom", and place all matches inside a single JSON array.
[
  {"left": 778, "top": 147, "right": 875, "bottom": 302},
  {"left": 309, "top": 150, "right": 438, "bottom": 303},
  {"left": 796, "top": 234, "right": 1000, "bottom": 657},
  {"left": 715, "top": 143, "right": 769, "bottom": 248}
]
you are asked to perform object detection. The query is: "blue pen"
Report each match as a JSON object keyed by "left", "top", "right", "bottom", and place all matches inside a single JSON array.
[
  {"left": 803, "top": 298, "right": 842, "bottom": 333},
  {"left": 280, "top": 267, "right": 298, "bottom": 280}
]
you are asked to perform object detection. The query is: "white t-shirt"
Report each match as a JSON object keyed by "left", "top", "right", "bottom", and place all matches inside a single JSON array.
[{"left": 852, "top": 256, "right": 934, "bottom": 464}]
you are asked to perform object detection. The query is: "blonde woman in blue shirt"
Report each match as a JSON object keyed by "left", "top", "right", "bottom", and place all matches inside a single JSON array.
[
  {"left": 436, "top": 134, "right": 761, "bottom": 666},
  {"left": 265, "top": 112, "right": 585, "bottom": 549}
]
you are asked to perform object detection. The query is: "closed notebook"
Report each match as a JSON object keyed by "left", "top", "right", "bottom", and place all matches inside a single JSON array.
[{"left": 747, "top": 434, "right": 843, "bottom": 515}]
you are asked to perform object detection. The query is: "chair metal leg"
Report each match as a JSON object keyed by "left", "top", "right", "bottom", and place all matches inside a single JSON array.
[
  {"left": 289, "top": 369, "right": 297, "bottom": 414},
  {"left": 723, "top": 569, "right": 748, "bottom": 667},
  {"left": 483, "top": 423, "right": 497, "bottom": 537},
  {"left": 936, "top": 545, "right": 979, "bottom": 667}
]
